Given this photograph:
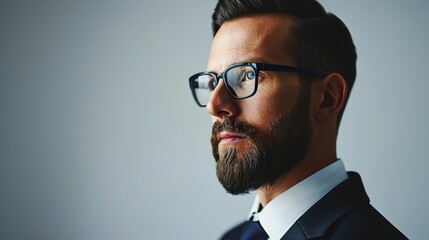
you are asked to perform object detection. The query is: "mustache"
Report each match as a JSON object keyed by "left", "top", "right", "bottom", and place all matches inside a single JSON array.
[{"left": 211, "top": 118, "right": 256, "bottom": 138}]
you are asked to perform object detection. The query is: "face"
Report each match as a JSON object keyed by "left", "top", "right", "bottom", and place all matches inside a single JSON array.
[{"left": 207, "top": 15, "right": 314, "bottom": 195}]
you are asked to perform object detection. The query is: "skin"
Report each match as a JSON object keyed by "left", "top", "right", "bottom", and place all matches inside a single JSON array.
[{"left": 206, "top": 14, "right": 348, "bottom": 206}]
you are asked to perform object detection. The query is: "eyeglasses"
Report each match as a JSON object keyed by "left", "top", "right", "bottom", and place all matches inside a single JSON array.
[{"left": 188, "top": 62, "right": 327, "bottom": 107}]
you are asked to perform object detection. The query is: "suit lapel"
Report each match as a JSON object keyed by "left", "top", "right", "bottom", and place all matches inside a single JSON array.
[
  {"left": 280, "top": 222, "right": 308, "bottom": 240},
  {"left": 281, "top": 172, "right": 369, "bottom": 239}
]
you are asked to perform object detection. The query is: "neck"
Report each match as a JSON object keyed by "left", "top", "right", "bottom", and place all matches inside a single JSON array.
[{"left": 257, "top": 126, "right": 337, "bottom": 206}]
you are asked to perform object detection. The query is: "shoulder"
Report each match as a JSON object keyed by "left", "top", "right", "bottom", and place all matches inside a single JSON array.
[
  {"left": 219, "top": 221, "right": 246, "bottom": 240},
  {"left": 324, "top": 203, "right": 407, "bottom": 239},
  {"left": 294, "top": 172, "right": 407, "bottom": 239}
]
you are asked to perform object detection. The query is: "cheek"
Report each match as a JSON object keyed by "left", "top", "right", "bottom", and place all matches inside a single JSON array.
[
  {"left": 240, "top": 95, "right": 286, "bottom": 132},
  {"left": 241, "top": 81, "right": 300, "bottom": 131}
]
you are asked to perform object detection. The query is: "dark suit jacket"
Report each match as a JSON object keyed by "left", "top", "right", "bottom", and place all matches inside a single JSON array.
[{"left": 220, "top": 172, "right": 407, "bottom": 239}]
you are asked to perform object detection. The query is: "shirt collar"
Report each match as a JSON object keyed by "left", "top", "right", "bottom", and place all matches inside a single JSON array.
[{"left": 248, "top": 159, "right": 348, "bottom": 240}]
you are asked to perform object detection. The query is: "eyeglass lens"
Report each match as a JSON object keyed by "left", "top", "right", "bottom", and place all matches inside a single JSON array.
[{"left": 192, "top": 65, "right": 257, "bottom": 106}]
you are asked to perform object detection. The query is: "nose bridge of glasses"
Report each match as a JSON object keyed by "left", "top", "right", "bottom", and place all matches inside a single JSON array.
[
  {"left": 214, "top": 71, "right": 240, "bottom": 98},
  {"left": 215, "top": 72, "right": 224, "bottom": 82},
  {"left": 209, "top": 72, "right": 224, "bottom": 90}
]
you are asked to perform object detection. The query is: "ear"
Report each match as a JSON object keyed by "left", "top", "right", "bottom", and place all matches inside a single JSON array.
[{"left": 314, "top": 73, "right": 348, "bottom": 122}]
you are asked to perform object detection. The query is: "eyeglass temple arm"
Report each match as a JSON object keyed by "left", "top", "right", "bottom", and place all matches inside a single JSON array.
[{"left": 259, "top": 63, "right": 327, "bottom": 78}]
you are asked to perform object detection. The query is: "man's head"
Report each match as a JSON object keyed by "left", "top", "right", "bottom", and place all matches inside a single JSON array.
[
  {"left": 189, "top": 0, "right": 356, "bottom": 195},
  {"left": 212, "top": 0, "right": 356, "bottom": 126}
]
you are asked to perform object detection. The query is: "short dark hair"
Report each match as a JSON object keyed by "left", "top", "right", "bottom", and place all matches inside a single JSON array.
[{"left": 212, "top": 0, "right": 357, "bottom": 129}]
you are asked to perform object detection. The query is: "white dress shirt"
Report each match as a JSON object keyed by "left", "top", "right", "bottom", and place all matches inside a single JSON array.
[{"left": 248, "top": 160, "right": 348, "bottom": 240}]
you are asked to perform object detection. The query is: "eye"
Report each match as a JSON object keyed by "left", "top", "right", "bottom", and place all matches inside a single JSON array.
[
  {"left": 208, "top": 78, "right": 217, "bottom": 91},
  {"left": 240, "top": 70, "right": 255, "bottom": 82}
]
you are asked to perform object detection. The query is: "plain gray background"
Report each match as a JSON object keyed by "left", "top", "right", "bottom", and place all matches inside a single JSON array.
[{"left": 0, "top": 0, "right": 427, "bottom": 239}]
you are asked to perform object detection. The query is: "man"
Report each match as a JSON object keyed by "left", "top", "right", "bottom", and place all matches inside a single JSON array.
[{"left": 188, "top": 0, "right": 407, "bottom": 239}]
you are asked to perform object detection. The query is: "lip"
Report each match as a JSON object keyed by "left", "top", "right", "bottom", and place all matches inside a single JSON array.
[{"left": 217, "top": 131, "right": 246, "bottom": 144}]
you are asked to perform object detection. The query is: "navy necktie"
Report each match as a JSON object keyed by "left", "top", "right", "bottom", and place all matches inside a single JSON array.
[{"left": 239, "top": 220, "right": 269, "bottom": 240}]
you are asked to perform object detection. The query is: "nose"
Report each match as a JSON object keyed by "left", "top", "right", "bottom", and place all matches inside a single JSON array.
[{"left": 206, "top": 79, "right": 239, "bottom": 119}]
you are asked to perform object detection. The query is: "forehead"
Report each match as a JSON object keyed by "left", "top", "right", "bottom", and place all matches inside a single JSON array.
[{"left": 208, "top": 14, "right": 294, "bottom": 72}]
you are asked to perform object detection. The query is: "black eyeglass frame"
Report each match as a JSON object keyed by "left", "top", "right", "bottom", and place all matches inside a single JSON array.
[{"left": 189, "top": 62, "right": 328, "bottom": 107}]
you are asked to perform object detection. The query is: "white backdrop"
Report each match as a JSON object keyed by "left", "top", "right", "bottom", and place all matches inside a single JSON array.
[{"left": 0, "top": 0, "right": 427, "bottom": 239}]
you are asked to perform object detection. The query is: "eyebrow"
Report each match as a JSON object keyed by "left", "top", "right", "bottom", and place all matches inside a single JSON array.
[
  {"left": 232, "top": 57, "right": 276, "bottom": 65},
  {"left": 244, "top": 57, "right": 275, "bottom": 64},
  {"left": 208, "top": 57, "right": 277, "bottom": 73}
]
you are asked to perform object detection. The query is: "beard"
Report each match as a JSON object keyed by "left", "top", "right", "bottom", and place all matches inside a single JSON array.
[{"left": 211, "top": 88, "right": 312, "bottom": 195}]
